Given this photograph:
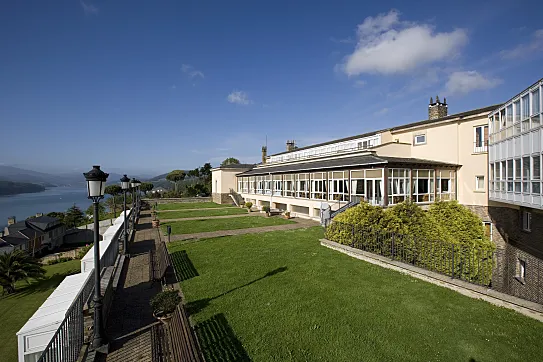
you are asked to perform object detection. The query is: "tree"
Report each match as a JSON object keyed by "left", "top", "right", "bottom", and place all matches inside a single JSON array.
[
  {"left": 140, "top": 182, "right": 154, "bottom": 194},
  {"left": 46, "top": 211, "right": 65, "bottom": 224},
  {"left": 105, "top": 185, "right": 122, "bottom": 219},
  {"left": 221, "top": 157, "right": 240, "bottom": 166},
  {"left": 199, "top": 163, "right": 212, "bottom": 183},
  {"left": 64, "top": 204, "right": 85, "bottom": 228},
  {"left": 86, "top": 203, "right": 106, "bottom": 220},
  {"left": 166, "top": 170, "right": 186, "bottom": 193},
  {"left": 0, "top": 250, "right": 46, "bottom": 294}
]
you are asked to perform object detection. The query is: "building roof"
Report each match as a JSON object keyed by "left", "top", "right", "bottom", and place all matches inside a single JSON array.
[
  {"left": 0, "top": 235, "right": 28, "bottom": 246},
  {"left": 212, "top": 163, "right": 255, "bottom": 171},
  {"left": 237, "top": 154, "right": 458, "bottom": 176},
  {"left": 18, "top": 228, "right": 44, "bottom": 239},
  {"left": 27, "top": 216, "right": 62, "bottom": 231},
  {"left": 489, "top": 78, "right": 543, "bottom": 113},
  {"left": 268, "top": 104, "right": 501, "bottom": 157}
]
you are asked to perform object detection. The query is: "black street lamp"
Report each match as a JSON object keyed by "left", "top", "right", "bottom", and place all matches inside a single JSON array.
[
  {"left": 120, "top": 175, "right": 130, "bottom": 255},
  {"left": 134, "top": 179, "right": 142, "bottom": 209},
  {"left": 130, "top": 178, "right": 137, "bottom": 230},
  {"left": 83, "top": 165, "right": 109, "bottom": 351}
]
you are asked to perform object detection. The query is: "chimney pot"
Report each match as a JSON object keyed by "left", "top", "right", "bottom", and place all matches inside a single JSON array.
[
  {"left": 7, "top": 216, "right": 16, "bottom": 226},
  {"left": 428, "top": 95, "right": 448, "bottom": 120},
  {"left": 36, "top": 213, "right": 43, "bottom": 218},
  {"left": 261, "top": 146, "right": 267, "bottom": 164},
  {"left": 286, "top": 140, "right": 296, "bottom": 152}
]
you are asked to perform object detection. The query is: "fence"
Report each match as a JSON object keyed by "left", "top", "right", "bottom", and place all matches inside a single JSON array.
[
  {"left": 37, "top": 272, "right": 94, "bottom": 362},
  {"left": 326, "top": 222, "right": 495, "bottom": 286}
]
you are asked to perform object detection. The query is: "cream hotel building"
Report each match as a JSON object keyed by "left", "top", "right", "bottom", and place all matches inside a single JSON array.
[{"left": 213, "top": 97, "right": 498, "bottom": 235}]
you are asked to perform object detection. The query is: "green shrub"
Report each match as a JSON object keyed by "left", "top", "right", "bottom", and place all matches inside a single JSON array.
[
  {"left": 325, "top": 202, "right": 384, "bottom": 245},
  {"left": 150, "top": 290, "right": 181, "bottom": 316},
  {"left": 262, "top": 206, "right": 271, "bottom": 213},
  {"left": 245, "top": 202, "right": 253, "bottom": 209},
  {"left": 76, "top": 244, "right": 93, "bottom": 259},
  {"left": 47, "top": 256, "right": 74, "bottom": 265}
]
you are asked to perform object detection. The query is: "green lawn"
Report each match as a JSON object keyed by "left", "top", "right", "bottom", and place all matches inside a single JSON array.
[
  {"left": 0, "top": 260, "right": 81, "bottom": 362},
  {"left": 162, "top": 216, "right": 294, "bottom": 235},
  {"left": 170, "top": 227, "right": 543, "bottom": 362},
  {"left": 159, "top": 208, "right": 248, "bottom": 219},
  {"left": 158, "top": 202, "right": 234, "bottom": 210}
]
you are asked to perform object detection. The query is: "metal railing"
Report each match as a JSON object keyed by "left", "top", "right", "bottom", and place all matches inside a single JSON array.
[
  {"left": 37, "top": 272, "right": 94, "bottom": 362},
  {"left": 326, "top": 222, "right": 495, "bottom": 286},
  {"left": 330, "top": 197, "right": 360, "bottom": 219},
  {"left": 473, "top": 141, "right": 489, "bottom": 154}
]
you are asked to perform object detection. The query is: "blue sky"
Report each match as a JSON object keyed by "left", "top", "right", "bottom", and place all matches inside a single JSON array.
[{"left": 1, "top": 0, "right": 542, "bottom": 176}]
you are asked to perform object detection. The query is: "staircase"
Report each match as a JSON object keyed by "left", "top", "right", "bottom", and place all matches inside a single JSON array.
[
  {"left": 228, "top": 189, "right": 244, "bottom": 207},
  {"left": 330, "top": 197, "right": 360, "bottom": 219}
]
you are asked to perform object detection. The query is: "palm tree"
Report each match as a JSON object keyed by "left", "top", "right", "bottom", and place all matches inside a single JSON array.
[
  {"left": 0, "top": 250, "right": 46, "bottom": 294},
  {"left": 105, "top": 185, "right": 122, "bottom": 218}
]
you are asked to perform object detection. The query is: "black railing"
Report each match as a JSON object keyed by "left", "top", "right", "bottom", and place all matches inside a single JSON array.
[
  {"left": 330, "top": 197, "right": 360, "bottom": 219},
  {"left": 37, "top": 272, "right": 94, "bottom": 362},
  {"left": 325, "top": 222, "right": 495, "bottom": 286}
]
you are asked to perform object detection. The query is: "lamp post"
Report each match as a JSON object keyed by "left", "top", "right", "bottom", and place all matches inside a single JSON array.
[
  {"left": 135, "top": 179, "right": 142, "bottom": 209},
  {"left": 130, "top": 178, "right": 137, "bottom": 231},
  {"left": 120, "top": 175, "right": 130, "bottom": 255},
  {"left": 83, "top": 165, "right": 109, "bottom": 351}
]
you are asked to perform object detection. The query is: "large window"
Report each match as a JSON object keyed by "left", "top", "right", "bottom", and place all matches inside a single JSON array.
[
  {"left": 387, "top": 169, "right": 410, "bottom": 204},
  {"left": 351, "top": 170, "right": 365, "bottom": 198},
  {"left": 284, "top": 174, "right": 296, "bottom": 197},
  {"left": 256, "top": 176, "right": 265, "bottom": 194},
  {"left": 412, "top": 169, "right": 434, "bottom": 203},
  {"left": 264, "top": 175, "right": 272, "bottom": 195},
  {"left": 533, "top": 154, "right": 541, "bottom": 194},
  {"left": 311, "top": 172, "right": 327, "bottom": 200},
  {"left": 514, "top": 100, "right": 521, "bottom": 123},
  {"left": 522, "top": 94, "right": 530, "bottom": 131},
  {"left": 437, "top": 170, "right": 455, "bottom": 201},
  {"left": 507, "top": 159, "right": 513, "bottom": 192},
  {"left": 273, "top": 175, "right": 282, "bottom": 196},
  {"left": 296, "top": 173, "right": 309, "bottom": 198},
  {"left": 249, "top": 176, "right": 256, "bottom": 194},
  {"left": 237, "top": 178, "right": 242, "bottom": 193},
  {"left": 328, "top": 171, "right": 349, "bottom": 201},
  {"left": 489, "top": 163, "right": 494, "bottom": 192},
  {"left": 242, "top": 177, "right": 249, "bottom": 193},
  {"left": 501, "top": 161, "right": 506, "bottom": 192},
  {"left": 523, "top": 157, "right": 531, "bottom": 193},
  {"left": 515, "top": 158, "right": 522, "bottom": 193},
  {"left": 474, "top": 125, "right": 488, "bottom": 153},
  {"left": 476, "top": 176, "right": 485, "bottom": 191},
  {"left": 522, "top": 210, "right": 532, "bottom": 232},
  {"left": 532, "top": 88, "right": 541, "bottom": 128}
]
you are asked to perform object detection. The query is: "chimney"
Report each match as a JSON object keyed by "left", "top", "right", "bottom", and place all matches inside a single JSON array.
[
  {"left": 36, "top": 213, "right": 43, "bottom": 218},
  {"left": 286, "top": 140, "right": 296, "bottom": 152},
  {"left": 7, "top": 216, "right": 16, "bottom": 226},
  {"left": 261, "top": 146, "right": 267, "bottom": 164},
  {"left": 428, "top": 95, "right": 448, "bottom": 120}
]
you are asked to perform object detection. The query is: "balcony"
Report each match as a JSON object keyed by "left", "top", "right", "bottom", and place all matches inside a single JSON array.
[{"left": 473, "top": 141, "right": 488, "bottom": 154}]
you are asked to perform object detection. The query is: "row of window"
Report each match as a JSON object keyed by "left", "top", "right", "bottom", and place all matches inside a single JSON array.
[
  {"left": 413, "top": 125, "right": 489, "bottom": 154},
  {"left": 489, "top": 153, "right": 542, "bottom": 194},
  {"left": 237, "top": 169, "right": 456, "bottom": 205},
  {"left": 489, "top": 83, "right": 543, "bottom": 143}
]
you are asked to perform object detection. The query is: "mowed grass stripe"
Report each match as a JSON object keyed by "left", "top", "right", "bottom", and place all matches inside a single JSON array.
[
  {"left": 158, "top": 208, "right": 248, "bottom": 219},
  {"left": 170, "top": 228, "right": 543, "bottom": 362},
  {"left": 157, "top": 202, "right": 235, "bottom": 210},
  {"left": 161, "top": 216, "right": 294, "bottom": 235}
]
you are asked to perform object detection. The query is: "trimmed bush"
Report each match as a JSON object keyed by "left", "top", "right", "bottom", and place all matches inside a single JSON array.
[
  {"left": 245, "top": 202, "right": 253, "bottom": 209},
  {"left": 151, "top": 290, "right": 181, "bottom": 316},
  {"left": 262, "top": 206, "right": 271, "bottom": 213}
]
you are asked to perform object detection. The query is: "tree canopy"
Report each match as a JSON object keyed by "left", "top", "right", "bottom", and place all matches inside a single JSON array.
[
  {"left": 104, "top": 185, "right": 122, "bottom": 197},
  {"left": 0, "top": 249, "right": 46, "bottom": 294},
  {"left": 221, "top": 157, "right": 240, "bottom": 166},
  {"left": 166, "top": 170, "right": 186, "bottom": 192},
  {"left": 64, "top": 204, "right": 85, "bottom": 228},
  {"left": 140, "top": 182, "right": 154, "bottom": 193}
]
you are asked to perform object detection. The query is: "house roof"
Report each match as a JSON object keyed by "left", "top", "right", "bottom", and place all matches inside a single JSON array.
[
  {"left": 18, "top": 228, "right": 44, "bottom": 239},
  {"left": 237, "top": 154, "right": 458, "bottom": 176},
  {"left": 27, "top": 216, "right": 62, "bottom": 231},
  {"left": 268, "top": 104, "right": 501, "bottom": 157},
  {"left": 212, "top": 163, "right": 255, "bottom": 171},
  {"left": 0, "top": 235, "right": 28, "bottom": 246}
]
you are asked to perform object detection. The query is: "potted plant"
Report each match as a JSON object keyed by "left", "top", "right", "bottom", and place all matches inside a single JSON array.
[
  {"left": 283, "top": 211, "right": 291, "bottom": 219},
  {"left": 152, "top": 218, "right": 160, "bottom": 228},
  {"left": 150, "top": 290, "right": 181, "bottom": 324},
  {"left": 262, "top": 205, "right": 271, "bottom": 216},
  {"left": 245, "top": 202, "right": 253, "bottom": 212}
]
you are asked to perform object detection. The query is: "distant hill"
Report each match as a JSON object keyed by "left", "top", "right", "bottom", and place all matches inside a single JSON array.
[
  {"left": 147, "top": 173, "right": 169, "bottom": 182},
  {"left": 0, "top": 180, "right": 45, "bottom": 196},
  {"left": 0, "top": 165, "right": 67, "bottom": 186}
]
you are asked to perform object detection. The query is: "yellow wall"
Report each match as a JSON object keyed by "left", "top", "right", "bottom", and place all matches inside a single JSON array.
[
  {"left": 212, "top": 169, "right": 243, "bottom": 194},
  {"left": 389, "top": 113, "right": 489, "bottom": 206}
]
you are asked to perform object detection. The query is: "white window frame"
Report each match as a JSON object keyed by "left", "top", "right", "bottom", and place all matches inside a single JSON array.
[
  {"left": 473, "top": 125, "right": 488, "bottom": 153},
  {"left": 522, "top": 210, "right": 532, "bottom": 232},
  {"left": 517, "top": 258, "right": 526, "bottom": 283},
  {"left": 475, "top": 175, "right": 485, "bottom": 191},
  {"left": 414, "top": 134, "right": 426, "bottom": 145}
]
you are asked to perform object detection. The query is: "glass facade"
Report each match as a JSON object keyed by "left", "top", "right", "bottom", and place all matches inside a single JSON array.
[{"left": 489, "top": 79, "right": 543, "bottom": 209}]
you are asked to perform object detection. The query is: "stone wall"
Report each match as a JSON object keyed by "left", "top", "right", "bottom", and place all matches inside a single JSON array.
[
  {"left": 464, "top": 205, "right": 506, "bottom": 248},
  {"left": 212, "top": 193, "right": 234, "bottom": 204}
]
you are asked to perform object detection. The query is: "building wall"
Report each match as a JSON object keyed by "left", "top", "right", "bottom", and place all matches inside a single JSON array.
[
  {"left": 212, "top": 168, "right": 252, "bottom": 204},
  {"left": 390, "top": 113, "right": 489, "bottom": 207}
]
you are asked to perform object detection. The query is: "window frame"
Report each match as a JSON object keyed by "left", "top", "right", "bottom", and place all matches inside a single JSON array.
[
  {"left": 521, "top": 210, "right": 532, "bottom": 232},
  {"left": 475, "top": 175, "right": 485, "bottom": 192},
  {"left": 413, "top": 134, "right": 426, "bottom": 146}
]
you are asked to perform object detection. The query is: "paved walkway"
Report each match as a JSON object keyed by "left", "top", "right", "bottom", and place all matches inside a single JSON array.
[
  {"left": 105, "top": 211, "right": 166, "bottom": 362},
  {"left": 160, "top": 213, "right": 260, "bottom": 222},
  {"left": 168, "top": 217, "right": 319, "bottom": 242}
]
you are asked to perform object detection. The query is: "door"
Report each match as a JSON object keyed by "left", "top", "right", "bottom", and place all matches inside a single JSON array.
[{"left": 365, "top": 179, "right": 383, "bottom": 206}]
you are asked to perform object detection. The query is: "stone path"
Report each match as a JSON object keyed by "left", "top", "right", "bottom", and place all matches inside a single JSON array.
[
  {"left": 105, "top": 211, "right": 166, "bottom": 362},
  {"left": 160, "top": 213, "right": 260, "bottom": 222},
  {"left": 168, "top": 217, "right": 319, "bottom": 242}
]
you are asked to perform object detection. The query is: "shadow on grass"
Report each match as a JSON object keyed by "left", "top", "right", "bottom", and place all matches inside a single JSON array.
[
  {"left": 195, "top": 313, "right": 251, "bottom": 362},
  {"left": 171, "top": 251, "right": 199, "bottom": 281},
  {"left": 186, "top": 267, "right": 287, "bottom": 315},
  {"left": 1, "top": 272, "right": 76, "bottom": 300}
]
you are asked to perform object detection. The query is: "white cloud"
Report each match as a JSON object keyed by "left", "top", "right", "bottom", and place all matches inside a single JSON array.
[
  {"left": 374, "top": 107, "right": 389, "bottom": 115},
  {"left": 339, "top": 10, "right": 468, "bottom": 75},
  {"left": 181, "top": 64, "right": 205, "bottom": 79},
  {"left": 500, "top": 29, "right": 543, "bottom": 59},
  {"left": 227, "top": 91, "right": 252, "bottom": 105},
  {"left": 445, "top": 71, "right": 501, "bottom": 95},
  {"left": 80, "top": 1, "right": 98, "bottom": 15}
]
